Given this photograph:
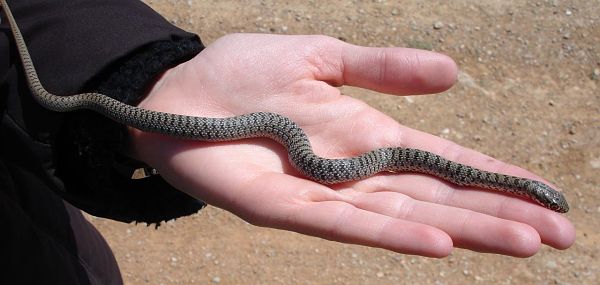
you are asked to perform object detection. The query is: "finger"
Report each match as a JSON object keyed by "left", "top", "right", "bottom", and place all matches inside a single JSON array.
[
  {"left": 345, "top": 190, "right": 542, "bottom": 257},
  {"left": 350, "top": 174, "right": 575, "bottom": 250},
  {"left": 304, "top": 102, "right": 544, "bottom": 185},
  {"left": 280, "top": 200, "right": 454, "bottom": 257},
  {"left": 242, "top": 174, "right": 454, "bottom": 257},
  {"left": 398, "top": 125, "right": 558, "bottom": 187},
  {"left": 311, "top": 39, "right": 457, "bottom": 95},
  {"left": 434, "top": 182, "right": 576, "bottom": 249}
]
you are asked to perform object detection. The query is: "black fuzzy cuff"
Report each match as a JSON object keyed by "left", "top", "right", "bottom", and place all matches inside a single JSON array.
[{"left": 96, "top": 38, "right": 203, "bottom": 105}]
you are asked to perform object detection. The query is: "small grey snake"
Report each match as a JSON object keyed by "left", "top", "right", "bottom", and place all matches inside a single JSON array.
[{"left": 0, "top": 1, "right": 569, "bottom": 213}]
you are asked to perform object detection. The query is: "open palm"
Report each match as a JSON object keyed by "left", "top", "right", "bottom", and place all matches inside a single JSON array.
[{"left": 130, "top": 34, "right": 574, "bottom": 257}]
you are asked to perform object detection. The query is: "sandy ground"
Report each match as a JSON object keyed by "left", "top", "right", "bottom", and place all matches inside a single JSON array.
[{"left": 88, "top": 1, "right": 600, "bottom": 284}]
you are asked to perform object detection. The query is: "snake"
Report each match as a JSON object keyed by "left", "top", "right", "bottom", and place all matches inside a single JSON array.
[{"left": 0, "top": 0, "right": 568, "bottom": 213}]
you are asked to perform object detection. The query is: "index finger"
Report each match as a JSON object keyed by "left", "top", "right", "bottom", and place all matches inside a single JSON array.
[{"left": 399, "top": 125, "right": 553, "bottom": 185}]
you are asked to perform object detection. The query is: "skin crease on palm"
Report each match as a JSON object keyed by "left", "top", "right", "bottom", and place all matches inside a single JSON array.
[{"left": 128, "top": 34, "right": 575, "bottom": 258}]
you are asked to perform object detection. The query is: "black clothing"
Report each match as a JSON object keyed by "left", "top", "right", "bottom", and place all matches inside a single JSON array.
[{"left": 1, "top": 0, "right": 206, "bottom": 283}]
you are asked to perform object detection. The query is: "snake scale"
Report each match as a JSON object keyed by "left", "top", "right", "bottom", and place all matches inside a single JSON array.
[{"left": 0, "top": 1, "right": 568, "bottom": 213}]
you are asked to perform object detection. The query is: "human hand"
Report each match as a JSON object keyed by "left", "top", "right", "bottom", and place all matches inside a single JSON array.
[{"left": 130, "top": 34, "right": 575, "bottom": 257}]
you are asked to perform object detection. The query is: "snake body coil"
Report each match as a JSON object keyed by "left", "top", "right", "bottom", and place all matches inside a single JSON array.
[{"left": 1, "top": 0, "right": 569, "bottom": 212}]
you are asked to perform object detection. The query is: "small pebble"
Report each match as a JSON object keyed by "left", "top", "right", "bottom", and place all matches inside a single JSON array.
[
  {"left": 433, "top": 21, "right": 444, "bottom": 29},
  {"left": 212, "top": 276, "right": 221, "bottom": 283},
  {"left": 565, "top": 9, "right": 572, "bottom": 16},
  {"left": 591, "top": 68, "right": 600, "bottom": 80},
  {"left": 590, "top": 159, "right": 600, "bottom": 169}
]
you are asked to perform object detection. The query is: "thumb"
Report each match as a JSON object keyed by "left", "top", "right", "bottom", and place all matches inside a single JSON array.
[{"left": 311, "top": 38, "right": 458, "bottom": 95}]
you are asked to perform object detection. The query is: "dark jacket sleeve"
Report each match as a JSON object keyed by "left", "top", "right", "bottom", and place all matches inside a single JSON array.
[{"left": 0, "top": 0, "right": 206, "bottom": 224}]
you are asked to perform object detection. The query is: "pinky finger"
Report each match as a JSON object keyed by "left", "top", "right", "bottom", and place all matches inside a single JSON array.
[{"left": 278, "top": 200, "right": 454, "bottom": 257}]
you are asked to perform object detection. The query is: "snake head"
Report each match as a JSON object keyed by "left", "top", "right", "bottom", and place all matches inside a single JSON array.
[{"left": 531, "top": 181, "right": 569, "bottom": 213}]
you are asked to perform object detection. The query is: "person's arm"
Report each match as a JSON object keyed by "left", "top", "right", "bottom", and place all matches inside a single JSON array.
[{"left": 2, "top": 1, "right": 575, "bottom": 257}]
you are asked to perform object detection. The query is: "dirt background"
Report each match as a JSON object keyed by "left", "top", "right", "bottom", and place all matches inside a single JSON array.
[{"left": 88, "top": 1, "right": 599, "bottom": 284}]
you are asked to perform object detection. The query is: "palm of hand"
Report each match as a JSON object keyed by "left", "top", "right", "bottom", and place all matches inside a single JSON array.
[{"left": 131, "top": 34, "right": 574, "bottom": 257}]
